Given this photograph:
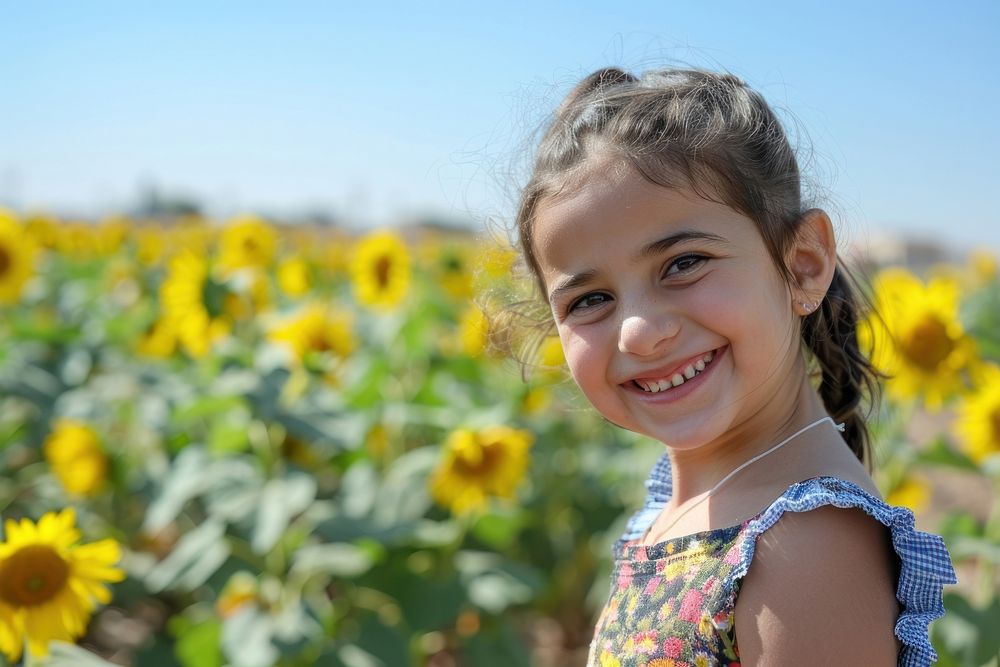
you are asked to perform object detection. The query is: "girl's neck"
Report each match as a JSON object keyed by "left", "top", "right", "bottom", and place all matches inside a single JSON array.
[{"left": 665, "top": 371, "right": 835, "bottom": 506}]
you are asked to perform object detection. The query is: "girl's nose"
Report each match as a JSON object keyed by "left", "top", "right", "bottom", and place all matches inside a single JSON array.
[{"left": 618, "top": 312, "right": 680, "bottom": 356}]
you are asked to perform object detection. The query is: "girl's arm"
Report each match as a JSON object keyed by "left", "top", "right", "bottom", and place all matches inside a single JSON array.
[{"left": 734, "top": 505, "right": 900, "bottom": 665}]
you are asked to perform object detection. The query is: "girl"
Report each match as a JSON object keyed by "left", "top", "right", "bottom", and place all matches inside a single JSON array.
[{"left": 512, "top": 68, "right": 956, "bottom": 666}]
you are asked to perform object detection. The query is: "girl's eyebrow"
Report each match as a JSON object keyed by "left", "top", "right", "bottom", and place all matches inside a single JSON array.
[
  {"left": 635, "top": 230, "right": 728, "bottom": 261},
  {"left": 548, "top": 270, "right": 597, "bottom": 306},
  {"left": 547, "top": 230, "right": 727, "bottom": 305}
]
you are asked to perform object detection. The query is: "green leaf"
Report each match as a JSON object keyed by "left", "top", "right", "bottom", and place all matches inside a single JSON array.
[
  {"left": 352, "top": 613, "right": 410, "bottom": 667},
  {"left": 221, "top": 608, "right": 278, "bottom": 667},
  {"left": 455, "top": 552, "right": 541, "bottom": 614},
  {"left": 292, "top": 543, "right": 375, "bottom": 578},
  {"left": 939, "top": 512, "right": 984, "bottom": 541},
  {"left": 341, "top": 462, "right": 379, "bottom": 518},
  {"left": 949, "top": 536, "right": 1000, "bottom": 565},
  {"left": 396, "top": 573, "right": 466, "bottom": 631},
  {"left": 173, "top": 394, "right": 247, "bottom": 423},
  {"left": 41, "top": 642, "right": 121, "bottom": 666},
  {"left": 373, "top": 447, "right": 438, "bottom": 525},
  {"left": 144, "top": 447, "right": 214, "bottom": 533},
  {"left": 932, "top": 592, "right": 1000, "bottom": 667},
  {"left": 461, "top": 619, "right": 532, "bottom": 667},
  {"left": 915, "top": 437, "right": 980, "bottom": 472},
  {"left": 252, "top": 473, "right": 317, "bottom": 554},
  {"left": 175, "top": 620, "right": 223, "bottom": 667},
  {"left": 207, "top": 418, "right": 251, "bottom": 454},
  {"left": 145, "top": 519, "right": 230, "bottom": 592},
  {"left": 471, "top": 512, "right": 525, "bottom": 551},
  {"left": 336, "top": 645, "right": 384, "bottom": 667}
]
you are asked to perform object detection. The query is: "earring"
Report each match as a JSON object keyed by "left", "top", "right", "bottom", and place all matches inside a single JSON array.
[{"left": 800, "top": 301, "right": 816, "bottom": 312}]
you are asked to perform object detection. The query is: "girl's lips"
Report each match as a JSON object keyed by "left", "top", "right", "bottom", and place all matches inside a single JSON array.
[{"left": 623, "top": 345, "right": 728, "bottom": 403}]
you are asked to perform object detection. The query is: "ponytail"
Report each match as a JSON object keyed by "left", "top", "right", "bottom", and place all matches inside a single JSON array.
[{"left": 800, "top": 261, "right": 883, "bottom": 468}]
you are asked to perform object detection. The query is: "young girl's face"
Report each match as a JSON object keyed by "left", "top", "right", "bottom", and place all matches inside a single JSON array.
[{"left": 532, "top": 162, "right": 803, "bottom": 450}]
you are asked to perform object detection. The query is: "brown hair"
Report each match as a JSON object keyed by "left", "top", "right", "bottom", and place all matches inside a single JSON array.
[{"left": 513, "top": 67, "right": 881, "bottom": 465}]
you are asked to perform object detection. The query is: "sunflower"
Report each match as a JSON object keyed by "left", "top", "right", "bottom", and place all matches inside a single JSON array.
[
  {"left": 216, "top": 571, "right": 259, "bottom": 619},
  {"left": 218, "top": 215, "right": 277, "bottom": 273},
  {"left": 429, "top": 426, "right": 533, "bottom": 515},
  {"left": 268, "top": 302, "right": 355, "bottom": 370},
  {"left": 885, "top": 474, "right": 932, "bottom": 513},
  {"left": 477, "top": 243, "right": 517, "bottom": 281},
  {"left": 160, "top": 250, "right": 232, "bottom": 358},
  {"left": 94, "top": 215, "right": 131, "bottom": 255},
  {"left": 277, "top": 256, "right": 312, "bottom": 298},
  {"left": 133, "top": 225, "right": 168, "bottom": 266},
  {"left": 969, "top": 250, "right": 998, "bottom": 286},
  {"left": 955, "top": 363, "right": 1000, "bottom": 464},
  {"left": 43, "top": 420, "right": 108, "bottom": 497},
  {"left": 54, "top": 221, "right": 100, "bottom": 258},
  {"left": 520, "top": 386, "right": 552, "bottom": 415},
  {"left": 0, "top": 508, "right": 124, "bottom": 661},
  {"left": 0, "top": 209, "right": 37, "bottom": 305},
  {"left": 458, "top": 305, "right": 490, "bottom": 358},
  {"left": 320, "top": 232, "right": 352, "bottom": 275},
  {"left": 537, "top": 335, "right": 565, "bottom": 367},
  {"left": 364, "top": 424, "right": 390, "bottom": 461},
  {"left": 136, "top": 316, "right": 179, "bottom": 358},
  {"left": 23, "top": 213, "right": 59, "bottom": 249},
  {"left": 859, "top": 268, "right": 977, "bottom": 409},
  {"left": 423, "top": 241, "right": 473, "bottom": 300},
  {"left": 349, "top": 230, "right": 411, "bottom": 310},
  {"left": 222, "top": 268, "right": 273, "bottom": 321}
]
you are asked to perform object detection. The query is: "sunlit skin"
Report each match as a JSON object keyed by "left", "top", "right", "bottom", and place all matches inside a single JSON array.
[{"left": 531, "top": 159, "right": 877, "bottom": 530}]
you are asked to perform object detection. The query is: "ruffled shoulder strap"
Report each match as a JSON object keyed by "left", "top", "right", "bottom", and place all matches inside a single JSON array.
[
  {"left": 619, "top": 451, "right": 673, "bottom": 542},
  {"left": 721, "top": 476, "right": 957, "bottom": 666}
]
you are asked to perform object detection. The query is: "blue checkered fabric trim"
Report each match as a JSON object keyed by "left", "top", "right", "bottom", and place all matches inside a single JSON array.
[
  {"left": 620, "top": 454, "right": 957, "bottom": 666},
  {"left": 620, "top": 451, "right": 673, "bottom": 542}
]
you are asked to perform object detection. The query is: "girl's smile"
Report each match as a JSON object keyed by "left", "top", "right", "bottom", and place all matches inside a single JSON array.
[{"left": 622, "top": 345, "right": 725, "bottom": 403}]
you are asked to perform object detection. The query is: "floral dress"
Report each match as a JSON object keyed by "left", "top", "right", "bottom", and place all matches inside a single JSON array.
[{"left": 587, "top": 455, "right": 958, "bottom": 667}]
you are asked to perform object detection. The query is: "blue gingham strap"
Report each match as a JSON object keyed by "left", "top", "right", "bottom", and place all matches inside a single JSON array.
[
  {"left": 619, "top": 451, "right": 673, "bottom": 542},
  {"left": 721, "top": 476, "right": 957, "bottom": 667}
]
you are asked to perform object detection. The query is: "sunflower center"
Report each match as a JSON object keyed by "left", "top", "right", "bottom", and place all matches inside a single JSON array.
[
  {"left": 374, "top": 255, "right": 392, "bottom": 289},
  {"left": 308, "top": 331, "right": 331, "bottom": 353},
  {"left": 241, "top": 237, "right": 259, "bottom": 254},
  {"left": 454, "top": 440, "right": 501, "bottom": 477},
  {"left": 901, "top": 316, "right": 954, "bottom": 371},
  {"left": 0, "top": 544, "right": 70, "bottom": 607},
  {"left": 0, "top": 244, "right": 11, "bottom": 276}
]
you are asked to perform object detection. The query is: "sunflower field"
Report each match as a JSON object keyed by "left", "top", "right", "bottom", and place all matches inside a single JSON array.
[{"left": 0, "top": 208, "right": 997, "bottom": 667}]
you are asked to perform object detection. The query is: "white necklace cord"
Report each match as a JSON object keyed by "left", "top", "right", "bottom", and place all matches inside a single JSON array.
[{"left": 643, "top": 416, "right": 846, "bottom": 544}]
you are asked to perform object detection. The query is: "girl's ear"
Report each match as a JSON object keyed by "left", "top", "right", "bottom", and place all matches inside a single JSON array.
[{"left": 787, "top": 209, "right": 837, "bottom": 315}]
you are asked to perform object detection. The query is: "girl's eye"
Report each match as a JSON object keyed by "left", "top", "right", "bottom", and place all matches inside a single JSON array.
[
  {"left": 664, "top": 254, "right": 707, "bottom": 277},
  {"left": 568, "top": 292, "right": 611, "bottom": 314}
]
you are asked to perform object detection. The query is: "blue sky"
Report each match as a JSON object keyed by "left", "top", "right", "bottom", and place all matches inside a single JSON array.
[{"left": 2, "top": 1, "right": 998, "bottom": 252}]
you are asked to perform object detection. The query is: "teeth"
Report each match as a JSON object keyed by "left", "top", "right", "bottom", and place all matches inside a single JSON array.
[{"left": 634, "top": 349, "right": 717, "bottom": 393}]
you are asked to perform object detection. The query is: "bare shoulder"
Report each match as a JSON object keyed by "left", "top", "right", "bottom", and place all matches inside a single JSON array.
[{"left": 734, "top": 505, "right": 900, "bottom": 666}]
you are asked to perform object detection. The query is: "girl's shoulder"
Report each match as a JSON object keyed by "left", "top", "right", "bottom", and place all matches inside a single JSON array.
[{"left": 731, "top": 476, "right": 956, "bottom": 665}]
